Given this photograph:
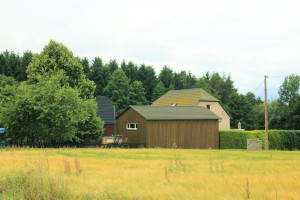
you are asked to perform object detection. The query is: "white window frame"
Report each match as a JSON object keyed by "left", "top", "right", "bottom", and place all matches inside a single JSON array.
[{"left": 126, "top": 123, "right": 138, "bottom": 130}]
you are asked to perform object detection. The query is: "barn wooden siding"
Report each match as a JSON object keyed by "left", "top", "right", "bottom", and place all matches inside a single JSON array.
[
  {"left": 117, "top": 108, "right": 220, "bottom": 149},
  {"left": 117, "top": 108, "right": 147, "bottom": 145},
  {"left": 146, "top": 120, "right": 219, "bottom": 149}
]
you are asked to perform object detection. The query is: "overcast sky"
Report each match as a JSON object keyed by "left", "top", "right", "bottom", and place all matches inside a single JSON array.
[{"left": 1, "top": 0, "right": 299, "bottom": 100}]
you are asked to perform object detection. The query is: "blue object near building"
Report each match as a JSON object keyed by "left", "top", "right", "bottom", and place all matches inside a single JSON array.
[{"left": 0, "top": 128, "right": 5, "bottom": 133}]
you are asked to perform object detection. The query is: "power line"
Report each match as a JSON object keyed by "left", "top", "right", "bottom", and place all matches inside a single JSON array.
[{"left": 252, "top": 81, "right": 264, "bottom": 92}]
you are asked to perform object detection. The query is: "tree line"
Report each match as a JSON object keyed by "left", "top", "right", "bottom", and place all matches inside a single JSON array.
[{"left": 0, "top": 40, "right": 299, "bottom": 145}]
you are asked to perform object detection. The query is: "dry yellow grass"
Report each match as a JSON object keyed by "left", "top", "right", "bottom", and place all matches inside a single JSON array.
[{"left": 0, "top": 147, "right": 299, "bottom": 199}]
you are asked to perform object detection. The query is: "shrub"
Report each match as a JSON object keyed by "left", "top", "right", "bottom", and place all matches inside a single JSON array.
[
  {"left": 280, "top": 130, "right": 300, "bottom": 150},
  {"left": 220, "top": 130, "right": 300, "bottom": 150},
  {"left": 268, "top": 130, "right": 281, "bottom": 150},
  {"left": 220, "top": 131, "right": 248, "bottom": 149}
]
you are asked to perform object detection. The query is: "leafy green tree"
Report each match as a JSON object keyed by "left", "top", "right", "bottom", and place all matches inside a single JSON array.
[
  {"left": 158, "top": 66, "right": 174, "bottom": 89},
  {"left": 246, "top": 92, "right": 263, "bottom": 105},
  {"left": 0, "top": 50, "right": 32, "bottom": 81},
  {"left": 0, "top": 40, "right": 104, "bottom": 144},
  {"left": 130, "top": 81, "right": 148, "bottom": 105},
  {"left": 183, "top": 71, "right": 197, "bottom": 89},
  {"left": 0, "top": 50, "right": 21, "bottom": 79},
  {"left": 227, "top": 92, "right": 255, "bottom": 130},
  {"left": 88, "top": 57, "right": 104, "bottom": 96},
  {"left": 268, "top": 99, "right": 287, "bottom": 129},
  {"left": 96, "top": 66, "right": 111, "bottom": 96},
  {"left": 121, "top": 60, "right": 138, "bottom": 84},
  {"left": 80, "top": 57, "right": 90, "bottom": 76},
  {"left": 151, "top": 81, "right": 166, "bottom": 103},
  {"left": 0, "top": 72, "right": 103, "bottom": 145},
  {"left": 252, "top": 103, "right": 265, "bottom": 130},
  {"left": 195, "top": 76, "right": 212, "bottom": 94},
  {"left": 168, "top": 84, "right": 175, "bottom": 91},
  {"left": 173, "top": 71, "right": 185, "bottom": 89},
  {"left": 16, "top": 51, "right": 33, "bottom": 81},
  {"left": 0, "top": 53, "right": 4, "bottom": 74},
  {"left": 104, "top": 69, "right": 131, "bottom": 112},
  {"left": 245, "top": 92, "right": 264, "bottom": 130},
  {"left": 26, "top": 40, "right": 95, "bottom": 99},
  {"left": 278, "top": 74, "right": 300, "bottom": 129},
  {"left": 106, "top": 59, "right": 118, "bottom": 74},
  {"left": 0, "top": 74, "right": 19, "bottom": 89},
  {"left": 137, "top": 64, "right": 158, "bottom": 102},
  {"left": 195, "top": 72, "right": 236, "bottom": 106},
  {"left": 209, "top": 72, "right": 236, "bottom": 105}
]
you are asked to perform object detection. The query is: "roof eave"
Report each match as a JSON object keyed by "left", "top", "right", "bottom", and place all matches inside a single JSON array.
[
  {"left": 145, "top": 118, "right": 221, "bottom": 121},
  {"left": 198, "top": 100, "right": 220, "bottom": 102}
]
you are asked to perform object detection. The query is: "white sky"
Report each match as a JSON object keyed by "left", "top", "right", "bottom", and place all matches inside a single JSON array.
[{"left": 1, "top": 0, "right": 300, "bottom": 100}]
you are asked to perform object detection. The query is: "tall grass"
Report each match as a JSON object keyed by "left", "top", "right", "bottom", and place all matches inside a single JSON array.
[
  {"left": 0, "top": 148, "right": 299, "bottom": 199},
  {"left": 0, "top": 157, "right": 71, "bottom": 199}
]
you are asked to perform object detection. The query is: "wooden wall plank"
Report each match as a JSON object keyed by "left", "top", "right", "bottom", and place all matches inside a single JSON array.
[{"left": 145, "top": 120, "right": 219, "bottom": 149}]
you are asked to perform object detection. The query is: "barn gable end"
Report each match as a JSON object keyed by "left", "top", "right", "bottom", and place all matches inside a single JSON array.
[{"left": 117, "top": 107, "right": 147, "bottom": 146}]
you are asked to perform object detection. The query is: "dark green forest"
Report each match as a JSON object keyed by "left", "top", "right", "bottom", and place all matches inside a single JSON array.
[{"left": 0, "top": 41, "right": 299, "bottom": 145}]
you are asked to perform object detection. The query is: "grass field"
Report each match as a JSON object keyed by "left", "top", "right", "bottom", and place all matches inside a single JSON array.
[{"left": 0, "top": 147, "right": 299, "bottom": 200}]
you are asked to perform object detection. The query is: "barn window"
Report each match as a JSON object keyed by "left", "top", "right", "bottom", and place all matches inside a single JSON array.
[
  {"left": 126, "top": 123, "right": 138, "bottom": 130},
  {"left": 171, "top": 103, "right": 177, "bottom": 106},
  {"left": 206, "top": 104, "right": 211, "bottom": 110}
]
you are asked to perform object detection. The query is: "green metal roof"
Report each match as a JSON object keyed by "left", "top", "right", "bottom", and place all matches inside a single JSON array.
[{"left": 126, "top": 106, "right": 221, "bottom": 121}]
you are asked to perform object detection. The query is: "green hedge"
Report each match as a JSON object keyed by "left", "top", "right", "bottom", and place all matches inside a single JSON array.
[
  {"left": 280, "top": 130, "right": 300, "bottom": 150},
  {"left": 220, "top": 130, "right": 300, "bottom": 150}
]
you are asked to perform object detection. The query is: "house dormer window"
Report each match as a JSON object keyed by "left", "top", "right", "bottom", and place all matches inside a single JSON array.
[
  {"left": 171, "top": 103, "right": 177, "bottom": 107},
  {"left": 206, "top": 104, "right": 211, "bottom": 110}
]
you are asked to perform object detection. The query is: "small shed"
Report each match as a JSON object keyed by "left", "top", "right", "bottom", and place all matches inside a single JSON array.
[{"left": 117, "top": 106, "right": 220, "bottom": 149}]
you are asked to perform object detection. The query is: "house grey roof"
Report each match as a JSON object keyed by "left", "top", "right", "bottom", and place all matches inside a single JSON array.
[
  {"left": 119, "top": 105, "right": 221, "bottom": 121},
  {"left": 96, "top": 97, "right": 115, "bottom": 124}
]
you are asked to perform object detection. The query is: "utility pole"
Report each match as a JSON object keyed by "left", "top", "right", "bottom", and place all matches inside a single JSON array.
[{"left": 264, "top": 75, "right": 269, "bottom": 150}]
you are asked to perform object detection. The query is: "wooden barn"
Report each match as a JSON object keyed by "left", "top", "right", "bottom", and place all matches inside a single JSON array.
[{"left": 117, "top": 106, "right": 220, "bottom": 149}]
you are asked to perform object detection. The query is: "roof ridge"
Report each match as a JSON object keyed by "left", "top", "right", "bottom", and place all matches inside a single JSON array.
[{"left": 168, "top": 87, "right": 202, "bottom": 91}]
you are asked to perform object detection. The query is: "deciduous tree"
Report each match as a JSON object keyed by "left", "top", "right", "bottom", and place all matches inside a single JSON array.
[
  {"left": 227, "top": 92, "right": 255, "bottom": 130},
  {"left": 278, "top": 74, "right": 300, "bottom": 129},
  {"left": 1, "top": 40, "right": 104, "bottom": 145},
  {"left": 0, "top": 72, "right": 103, "bottom": 145},
  {"left": 130, "top": 81, "right": 148, "bottom": 105},
  {"left": 104, "top": 69, "right": 131, "bottom": 112},
  {"left": 151, "top": 81, "right": 166, "bottom": 103}
]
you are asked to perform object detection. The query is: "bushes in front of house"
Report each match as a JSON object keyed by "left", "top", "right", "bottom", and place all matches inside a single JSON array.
[{"left": 220, "top": 130, "right": 300, "bottom": 150}]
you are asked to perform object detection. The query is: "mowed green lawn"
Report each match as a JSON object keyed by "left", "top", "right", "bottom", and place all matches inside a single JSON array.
[{"left": 0, "top": 147, "right": 299, "bottom": 199}]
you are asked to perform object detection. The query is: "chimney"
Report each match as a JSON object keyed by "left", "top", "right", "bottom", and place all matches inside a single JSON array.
[{"left": 238, "top": 122, "right": 242, "bottom": 129}]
